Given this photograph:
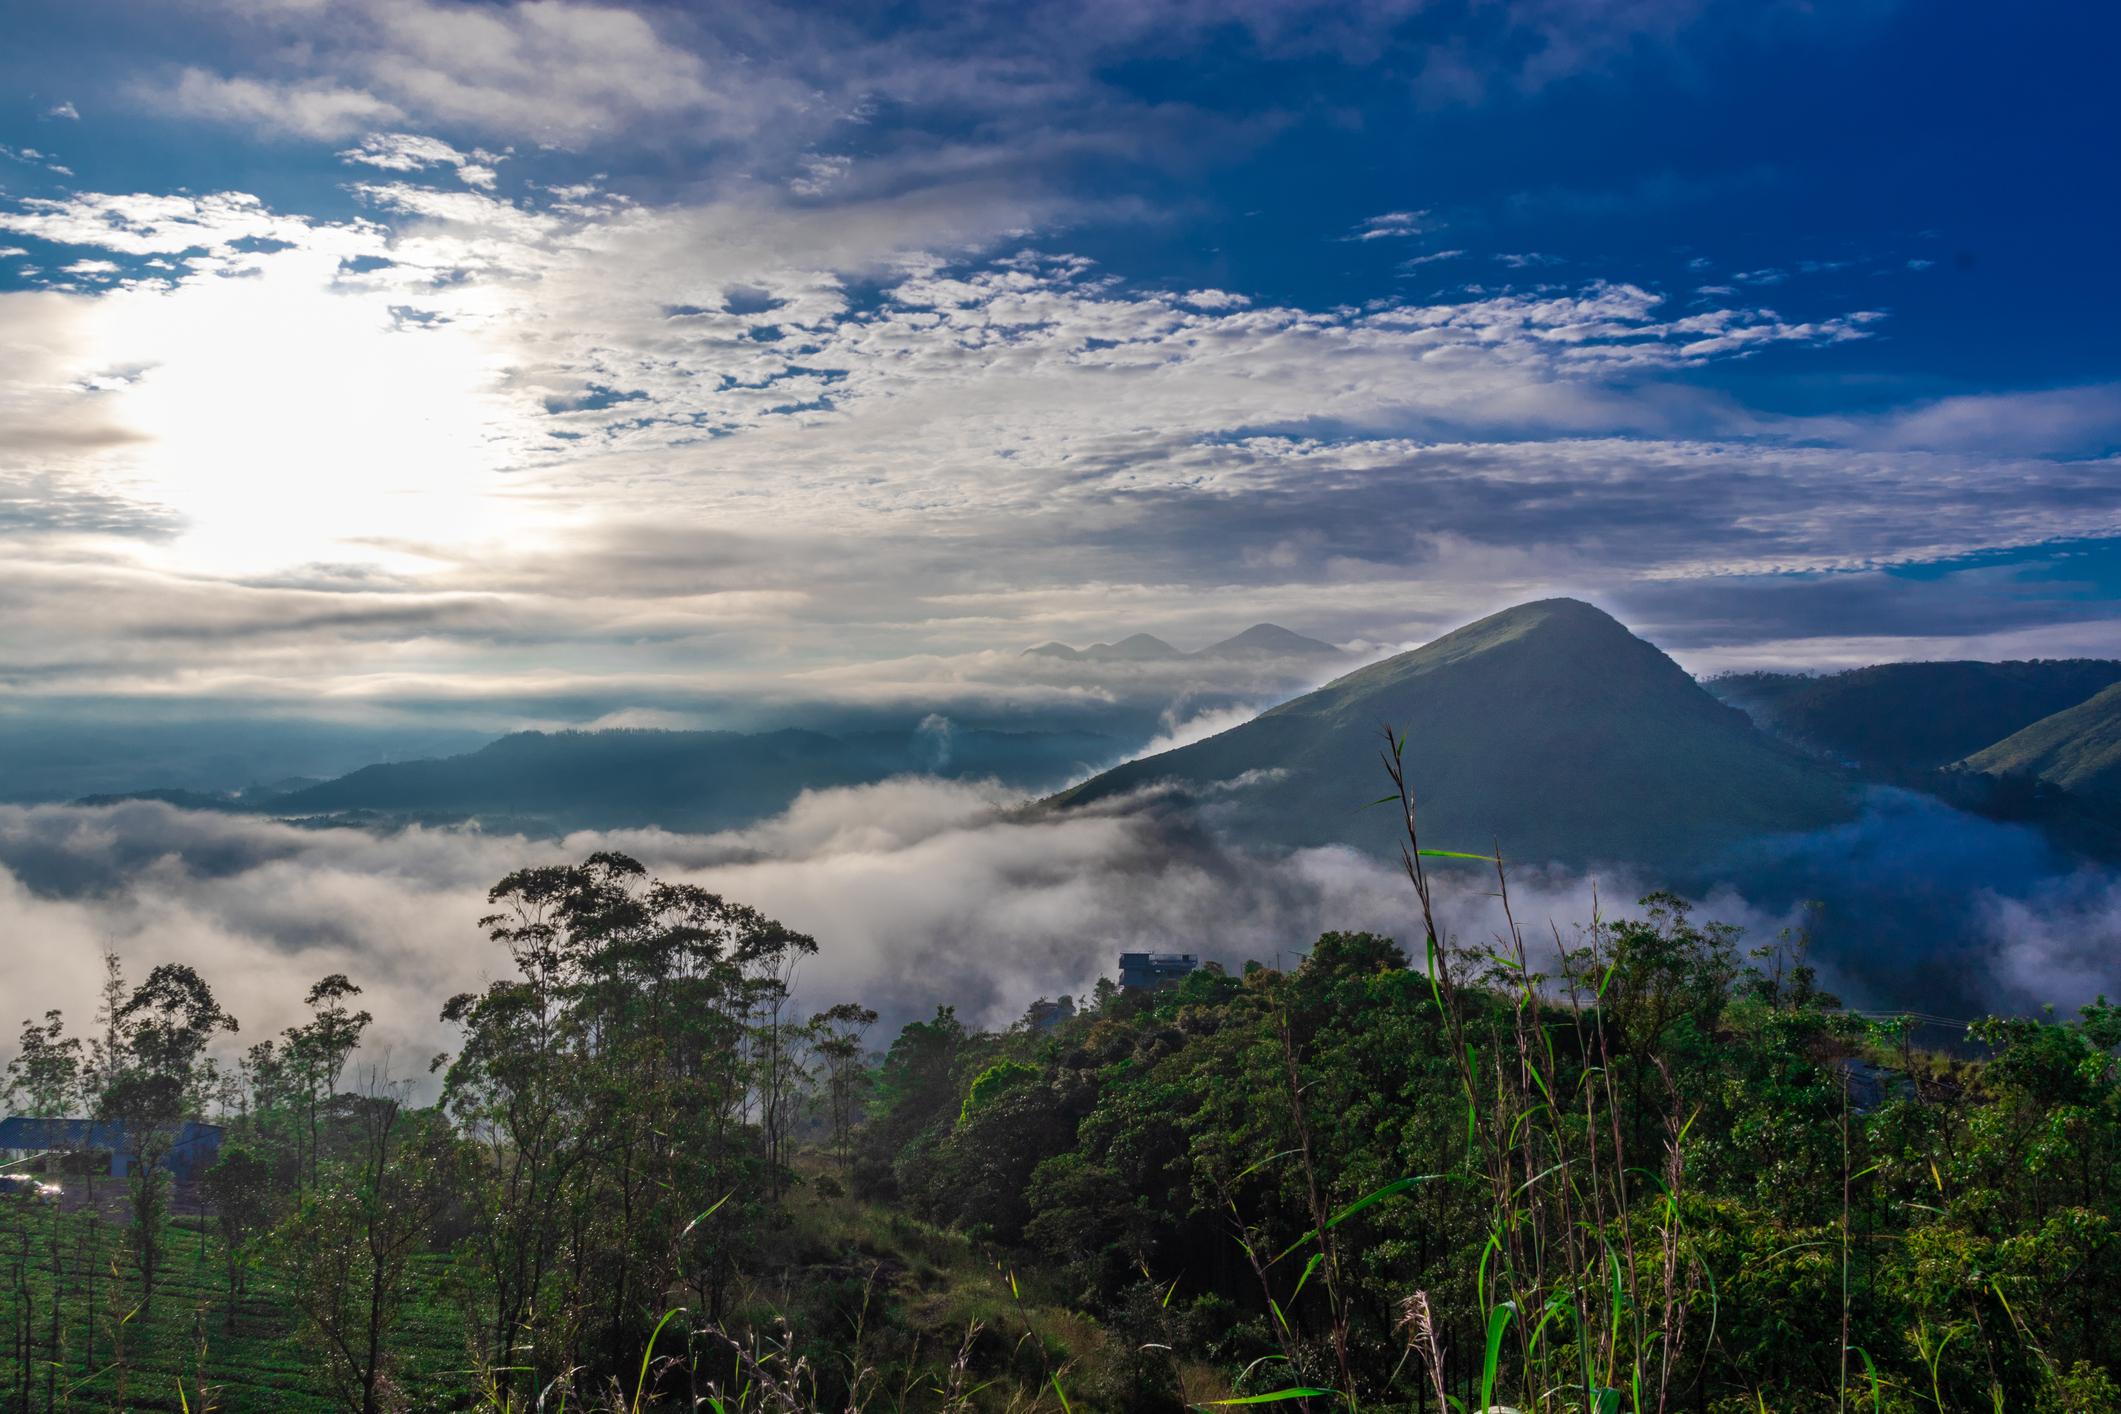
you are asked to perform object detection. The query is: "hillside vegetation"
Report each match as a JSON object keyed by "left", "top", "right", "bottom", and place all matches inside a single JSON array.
[
  {"left": 1709, "top": 660, "right": 2121, "bottom": 772},
  {"left": 5, "top": 783, "right": 2115, "bottom": 1412},
  {"left": 1962, "top": 680, "right": 2121, "bottom": 805}
]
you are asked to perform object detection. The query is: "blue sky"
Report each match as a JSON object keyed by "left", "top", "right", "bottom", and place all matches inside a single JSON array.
[{"left": 1, "top": 0, "right": 2117, "bottom": 742}]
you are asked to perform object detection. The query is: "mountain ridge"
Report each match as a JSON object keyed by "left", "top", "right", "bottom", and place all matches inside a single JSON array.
[
  {"left": 1961, "top": 681, "right": 2121, "bottom": 806},
  {"left": 84, "top": 724, "right": 1122, "bottom": 836},
  {"left": 1023, "top": 623, "right": 1341, "bottom": 662},
  {"left": 1707, "top": 659, "right": 2121, "bottom": 770}
]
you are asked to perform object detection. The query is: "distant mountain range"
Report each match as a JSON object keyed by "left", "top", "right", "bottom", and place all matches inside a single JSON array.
[
  {"left": 1055, "top": 599, "right": 1857, "bottom": 875},
  {"left": 81, "top": 724, "right": 1119, "bottom": 836},
  {"left": 1023, "top": 623, "right": 1343, "bottom": 663},
  {"left": 77, "top": 605, "right": 2121, "bottom": 877}
]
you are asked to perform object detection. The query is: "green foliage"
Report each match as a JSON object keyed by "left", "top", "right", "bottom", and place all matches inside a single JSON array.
[
  {"left": 1965, "top": 680, "right": 2121, "bottom": 806},
  {"left": 1708, "top": 659, "right": 2121, "bottom": 772},
  {"left": 2, "top": 838, "right": 2115, "bottom": 1413},
  {"left": 862, "top": 884, "right": 2121, "bottom": 1412},
  {"left": 958, "top": 1060, "right": 1040, "bottom": 1126}
]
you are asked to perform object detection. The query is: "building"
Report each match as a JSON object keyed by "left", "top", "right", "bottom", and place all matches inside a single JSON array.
[
  {"left": 1026, "top": 996, "right": 1077, "bottom": 1031},
  {"left": 0, "top": 1118, "right": 223, "bottom": 1181},
  {"left": 1118, "top": 951, "right": 1199, "bottom": 991}
]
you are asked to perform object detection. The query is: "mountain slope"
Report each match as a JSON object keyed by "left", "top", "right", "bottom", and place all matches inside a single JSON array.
[
  {"left": 1708, "top": 660, "right": 2121, "bottom": 770},
  {"left": 1961, "top": 682, "right": 2121, "bottom": 805},
  {"left": 1055, "top": 599, "right": 1855, "bottom": 871}
]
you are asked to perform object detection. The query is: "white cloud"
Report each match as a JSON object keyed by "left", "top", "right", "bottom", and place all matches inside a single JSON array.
[
  {"left": 1348, "top": 209, "right": 1433, "bottom": 241},
  {"left": 45, "top": 102, "right": 80, "bottom": 121},
  {"left": 338, "top": 132, "right": 506, "bottom": 191},
  {"left": 338, "top": 131, "right": 469, "bottom": 172},
  {"left": 153, "top": 68, "right": 408, "bottom": 141},
  {"left": 790, "top": 154, "right": 852, "bottom": 197},
  {"left": 1, "top": 783, "right": 2102, "bottom": 1094},
  {"left": 141, "top": 0, "right": 776, "bottom": 148}
]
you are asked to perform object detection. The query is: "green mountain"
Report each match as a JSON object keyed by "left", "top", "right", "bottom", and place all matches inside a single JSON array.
[
  {"left": 1054, "top": 598, "right": 1856, "bottom": 871},
  {"left": 1708, "top": 660, "right": 2121, "bottom": 771},
  {"left": 1961, "top": 682, "right": 2121, "bottom": 805}
]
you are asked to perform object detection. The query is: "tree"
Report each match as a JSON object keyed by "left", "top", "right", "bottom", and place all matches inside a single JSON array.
[
  {"left": 201, "top": 1147, "right": 276, "bottom": 1331},
  {"left": 100, "top": 963, "right": 238, "bottom": 1311},
  {"left": 4, "top": 1010, "right": 82, "bottom": 1119},
  {"left": 809, "top": 1002, "right": 878, "bottom": 1173},
  {"left": 280, "top": 1075, "right": 458, "bottom": 1414},
  {"left": 283, "top": 974, "right": 372, "bottom": 1185},
  {"left": 437, "top": 852, "right": 820, "bottom": 1392}
]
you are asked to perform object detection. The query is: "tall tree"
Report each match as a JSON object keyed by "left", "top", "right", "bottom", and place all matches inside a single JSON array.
[
  {"left": 281, "top": 1075, "right": 457, "bottom": 1414},
  {"left": 283, "top": 975, "right": 372, "bottom": 1185},
  {"left": 4, "top": 1010, "right": 82, "bottom": 1119},
  {"left": 100, "top": 964, "right": 237, "bottom": 1310},
  {"left": 809, "top": 1002, "right": 878, "bottom": 1173}
]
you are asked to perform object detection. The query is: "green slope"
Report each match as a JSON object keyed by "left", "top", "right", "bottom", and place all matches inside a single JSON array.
[
  {"left": 1961, "top": 681, "right": 2121, "bottom": 805},
  {"left": 1708, "top": 660, "right": 2121, "bottom": 770},
  {"left": 1055, "top": 598, "right": 1856, "bottom": 871}
]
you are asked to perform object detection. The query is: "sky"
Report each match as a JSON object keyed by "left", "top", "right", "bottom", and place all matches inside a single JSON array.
[{"left": 4, "top": 0, "right": 2120, "bottom": 753}]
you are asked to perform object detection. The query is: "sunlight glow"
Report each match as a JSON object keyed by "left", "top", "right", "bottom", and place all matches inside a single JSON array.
[{"left": 86, "top": 250, "right": 515, "bottom": 573}]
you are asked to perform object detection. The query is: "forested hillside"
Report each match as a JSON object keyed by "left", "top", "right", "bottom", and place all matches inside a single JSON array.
[
  {"left": 1708, "top": 661, "right": 2121, "bottom": 773},
  {"left": 3, "top": 808, "right": 2116, "bottom": 1411}
]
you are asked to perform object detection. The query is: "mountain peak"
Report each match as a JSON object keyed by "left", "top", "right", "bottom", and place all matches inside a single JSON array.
[
  {"left": 1202, "top": 623, "right": 1342, "bottom": 658},
  {"left": 1090, "top": 633, "right": 1182, "bottom": 661},
  {"left": 1457, "top": 597, "right": 1632, "bottom": 641},
  {"left": 1057, "top": 597, "right": 1851, "bottom": 873}
]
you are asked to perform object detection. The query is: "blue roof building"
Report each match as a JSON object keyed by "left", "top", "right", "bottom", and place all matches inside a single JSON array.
[
  {"left": 0, "top": 1117, "right": 223, "bottom": 1181},
  {"left": 1118, "top": 951, "right": 1199, "bottom": 991}
]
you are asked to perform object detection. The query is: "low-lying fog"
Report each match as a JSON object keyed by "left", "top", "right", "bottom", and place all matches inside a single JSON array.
[{"left": 1, "top": 780, "right": 2113, "bottom": 1089}]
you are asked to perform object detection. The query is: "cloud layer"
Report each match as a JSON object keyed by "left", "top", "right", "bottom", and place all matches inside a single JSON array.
[{"left": 2, "top": 783, "right": 2111, "bottom": 1093}]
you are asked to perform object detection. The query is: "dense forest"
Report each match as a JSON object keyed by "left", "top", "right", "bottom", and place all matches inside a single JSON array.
[{"left": 3, "top": 768, "right": 2118, "bottom": 1412}]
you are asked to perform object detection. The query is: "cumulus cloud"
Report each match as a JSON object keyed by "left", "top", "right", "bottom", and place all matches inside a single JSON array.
[
  {"left": 337, "top": 131, "right": 503, "bottom": 188},
  {"left": 131, "top": 0, "right": 816, "bottom": 148},
  {"left": 153, "top": 68, "right": 408, "bottom": 141}
]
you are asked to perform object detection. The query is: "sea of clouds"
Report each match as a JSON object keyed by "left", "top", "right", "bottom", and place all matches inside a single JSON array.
[{"left": 0, "top": 781, "right": 2113, "bottom": 1092}]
